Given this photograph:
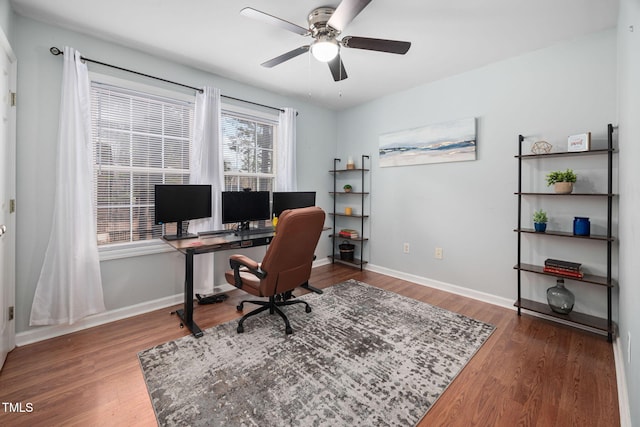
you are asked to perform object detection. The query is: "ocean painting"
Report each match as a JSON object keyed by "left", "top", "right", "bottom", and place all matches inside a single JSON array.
[{"left": 379, "top": 117, "right": 476, "bottom": 167}]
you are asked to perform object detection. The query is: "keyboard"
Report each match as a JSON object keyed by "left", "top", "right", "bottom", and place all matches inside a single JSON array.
[
  {"left": 235, "top": 227, "right": 275, "bottom": 236},
  {"left": 198, "top": 229, "right": 233, "bottom": 237}
]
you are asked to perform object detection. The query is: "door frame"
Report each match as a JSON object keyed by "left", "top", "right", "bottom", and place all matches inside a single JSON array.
[{"left": 0, "top": 26, "right": 17, "bottom": 370}]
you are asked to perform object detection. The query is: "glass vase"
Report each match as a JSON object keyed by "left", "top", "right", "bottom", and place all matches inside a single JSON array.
[{"left": 547, "top": 279, "right": 575, "bottom": 314}]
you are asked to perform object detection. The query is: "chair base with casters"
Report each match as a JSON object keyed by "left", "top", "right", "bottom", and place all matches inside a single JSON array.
[{"left": 236, "top": 294, "right": 311, "bottom": 334}]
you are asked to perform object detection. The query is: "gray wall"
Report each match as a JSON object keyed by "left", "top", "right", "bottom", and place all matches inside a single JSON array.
[
  {"left": 617, "top": 0, "right": 640, "bottom": 423},
  {"left": 336, "top": 29, "right": 617, "bottom": 320},
  {"left": 12, "top": 15, "right": 336, "bottom": 333}
]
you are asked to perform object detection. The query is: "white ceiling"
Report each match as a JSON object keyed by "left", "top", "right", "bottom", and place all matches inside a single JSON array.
[{"left": 11, "top": 0, "right": 619, "bottom": 110}]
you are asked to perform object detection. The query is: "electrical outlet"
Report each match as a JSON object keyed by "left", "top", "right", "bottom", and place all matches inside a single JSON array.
[
  {"left": 435, "top": 247, "right": 443, "bottom": 259},
  {"left": 403, "top": 243, "right": 410, "bottom": 253},
  {"left": 628, "top": 332, "right": 632, "bottom": 364}
]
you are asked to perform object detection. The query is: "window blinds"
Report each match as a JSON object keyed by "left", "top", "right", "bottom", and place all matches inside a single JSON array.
[{"left": 90, "top": 82, "right": 194, "bottom": 245}]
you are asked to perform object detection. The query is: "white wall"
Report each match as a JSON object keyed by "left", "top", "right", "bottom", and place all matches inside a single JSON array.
[
  {"left": 12, "top": 15, "right": 337, "bottom": 334},
  {"left": 336, "top": 30, "right": 617, "bottom": 317},
  {"left": 617, "top": 0, "right": 640, "bottom": 424}
]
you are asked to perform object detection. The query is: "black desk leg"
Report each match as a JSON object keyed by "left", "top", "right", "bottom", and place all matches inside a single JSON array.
[
  {"left": 175, "top": 249, "right": 204, "bottom": 338},
  {"left": 300, "top": 281, "right": 323, "bottom": 294}
]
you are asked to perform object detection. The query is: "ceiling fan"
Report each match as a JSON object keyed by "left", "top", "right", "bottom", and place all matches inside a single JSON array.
[{"left": 240, "top": 0, "right": 411, "bottom": 82}]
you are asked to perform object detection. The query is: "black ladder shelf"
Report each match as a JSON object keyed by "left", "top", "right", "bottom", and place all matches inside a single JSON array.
[
  {"left": 515, "top": 124, "right": 615, "bottom": 342},
  {"left": 329, "top": 155, "right": 370, "bottom": 270}
]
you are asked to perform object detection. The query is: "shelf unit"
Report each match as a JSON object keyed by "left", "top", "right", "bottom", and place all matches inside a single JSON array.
[
  {"left": 329, "top": 155, "right": 370, "bottom": 270},
  {"left": 515, "top": 124, "right": 615, "bottom": 342}
]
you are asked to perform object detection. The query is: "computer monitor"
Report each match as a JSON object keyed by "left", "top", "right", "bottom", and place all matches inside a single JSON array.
[
  {"left": 154, "top": 184, "right": 212, "bottom": 240},
  {"left": 272, "top": 191, "right": 316, "bottom": 217},
  {"left": 222, "top": 191, "right": 271, "bottom": 230}
]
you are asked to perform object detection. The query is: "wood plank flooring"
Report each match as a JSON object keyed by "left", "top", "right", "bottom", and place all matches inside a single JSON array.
[{"left": 0, "top": 264, "right": 619, "bottom": 426}]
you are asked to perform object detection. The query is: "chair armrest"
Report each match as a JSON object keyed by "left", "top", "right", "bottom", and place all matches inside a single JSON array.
[{"left": 229, "top": 254, "right": 266, "bottom": 280}]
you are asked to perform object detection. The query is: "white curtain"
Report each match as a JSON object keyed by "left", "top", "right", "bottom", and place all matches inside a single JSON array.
[
  {"left": 275, "top": 108, "right": 298, "bottom": 191},
  {"left": 189, "top": 86, "right": 224, "bottom": 293},
  {"left": 30, "top": 47, "right": 105, "bottom": 325}
]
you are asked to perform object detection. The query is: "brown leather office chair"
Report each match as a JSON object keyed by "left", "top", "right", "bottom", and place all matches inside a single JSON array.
[{"left": 225, "top": 206, "right": 325, "bottom": 334}]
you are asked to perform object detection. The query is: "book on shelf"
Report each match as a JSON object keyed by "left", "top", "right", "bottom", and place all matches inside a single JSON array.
[
  {"left": 544, "top": 258, "right": 581, "bottom": 271},
  {"left": 543, "top": 266, "right": 584, "bottom": 278},
  {"left": 339, "top": 229, "right": 359, "bottom": 239}
]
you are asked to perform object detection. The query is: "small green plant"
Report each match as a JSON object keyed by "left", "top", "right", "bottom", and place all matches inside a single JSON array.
[
  {"left": 343, "top": 184, "right": 352, "bottom": 191},
  {"left": 533, "top": 209, "right": 548, "bottom": 223},
  {"left": 546, "top": 169, "right": 577, "bottom": 186}
]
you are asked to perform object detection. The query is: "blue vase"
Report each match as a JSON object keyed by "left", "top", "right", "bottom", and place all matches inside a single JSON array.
[
  {"left": 534, "top": 222, "right": 547, "bottom": 232},
  {"left": 573, "top": 217, "right": 590, "bottom": 236}
]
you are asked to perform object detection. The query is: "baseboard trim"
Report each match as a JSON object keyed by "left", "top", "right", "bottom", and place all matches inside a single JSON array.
[
  {"left": 366, "top": 263, "right": 514, "bottom": 309},
  {"left": 15, "top": 294, "right": 183, "bottom": 347},
  {"left": 613, "top": 335, "right": 632, "bottom": 427}
]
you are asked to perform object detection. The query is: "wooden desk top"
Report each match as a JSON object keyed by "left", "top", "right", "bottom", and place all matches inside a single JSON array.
[
  {"left": 162, "top": 225, "right": 329, "bottom": 255},
  {"left": 162, "top": 232, "right": 274, "bottom": 255}
]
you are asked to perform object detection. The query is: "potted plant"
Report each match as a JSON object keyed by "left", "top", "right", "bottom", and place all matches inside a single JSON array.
[
  {"left": 343, "top": 184, "right": 353, "bottom": 193},
  {"left": 546, "top": 169, "right": 577, "bottom": 194},
  {"left": 533, "top": 209, "right": 548, "bottom": 232}
]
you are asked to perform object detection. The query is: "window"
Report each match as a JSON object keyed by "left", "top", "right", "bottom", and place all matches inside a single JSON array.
[
  {"left": 222, "top": 108, "right": 277, "bottom": 194},
  {"left": 90, "top": 80, "right": 194, "bottom": 246}
]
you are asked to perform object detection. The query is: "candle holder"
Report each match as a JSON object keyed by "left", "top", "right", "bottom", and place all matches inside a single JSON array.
[{"left": 346, "top": 156, "right": 355, "bottom": 169}]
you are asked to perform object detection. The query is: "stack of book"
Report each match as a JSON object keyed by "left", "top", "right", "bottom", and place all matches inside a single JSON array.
[
  {"left": 543, "top": 258, "right": 584, "bottom": 278},
  {"left": 338, "top": 228, "right": 359, "bottom": 239}
]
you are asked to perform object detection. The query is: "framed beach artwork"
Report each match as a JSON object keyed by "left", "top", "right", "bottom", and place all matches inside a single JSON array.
[{"left": 379, "top": 117, "right": 477, "bottom": 167}]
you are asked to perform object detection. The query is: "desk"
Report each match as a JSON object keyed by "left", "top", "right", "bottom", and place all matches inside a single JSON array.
[{"left": 163, "top": 231, "right": 323, "bottom": 337}]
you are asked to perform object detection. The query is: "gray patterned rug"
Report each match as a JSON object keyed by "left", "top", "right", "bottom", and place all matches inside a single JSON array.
[{"left": 138, "top": 279, "right": 495, "bottom": 426}]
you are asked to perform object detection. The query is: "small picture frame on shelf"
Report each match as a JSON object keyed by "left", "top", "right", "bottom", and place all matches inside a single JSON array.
[{"left": 567, "top": 132, "right": 591, "bottom": 152}]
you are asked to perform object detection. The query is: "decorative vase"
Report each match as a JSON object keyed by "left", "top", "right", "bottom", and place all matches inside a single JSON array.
[
  {"left": 573, "top": 217, "right": 590, "bottom": 236},
  {"left": 547, "top": 279, "right": 575, "bottom": 314},
  {"left": 534, "top": 222, "right": 547, "bottom": 232},
  {"left": 553, "top": 182, "right": 573, "bottom": 194}
]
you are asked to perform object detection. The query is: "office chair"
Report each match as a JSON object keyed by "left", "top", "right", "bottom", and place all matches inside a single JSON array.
[{"left": 225, "top": 206, "right": 325, "bottom": 334}]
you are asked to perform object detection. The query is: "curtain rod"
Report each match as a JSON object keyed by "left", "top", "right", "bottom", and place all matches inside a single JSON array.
[{"left": 49, "top": 46, "right": 287, "bottom": 114}]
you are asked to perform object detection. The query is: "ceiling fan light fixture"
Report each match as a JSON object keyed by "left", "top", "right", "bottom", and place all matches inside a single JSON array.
[{"left": 311, "top": 37, "right": 339, "bottom": 62}]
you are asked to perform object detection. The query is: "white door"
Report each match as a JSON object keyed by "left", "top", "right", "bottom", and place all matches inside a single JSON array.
[{"left": 0, "top": 29, "right": 16, "bottom": 371}]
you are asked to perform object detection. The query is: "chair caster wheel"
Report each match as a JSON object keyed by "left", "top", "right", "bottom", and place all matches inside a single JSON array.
[
  {"left": 236, "top": 304, "right": 243, "bottom": 311},
  {"left": 305, "top": 306, "right": 312, "bottom": 313},
  {"left": 237, "top": 325, "right": 244, "bottom": 333},
  {"left": 285, "top": 326, "right": 293, "bottom": 334}
]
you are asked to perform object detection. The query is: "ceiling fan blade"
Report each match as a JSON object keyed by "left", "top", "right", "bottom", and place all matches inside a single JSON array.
[
  {"left": 342, "top": 36, "right": 411, "bottom": 54},
  {"left": 240, "top": 7, "right": 309, "bottom": 36},
  {"left": 328, "top": 54, "right": 348, "bottom": 81},
  {"left": 327, "top": 0, "right": 372, "bottom": 32},
  {"left": 261, "top": 46, "right": 310, "bottom": 68}
]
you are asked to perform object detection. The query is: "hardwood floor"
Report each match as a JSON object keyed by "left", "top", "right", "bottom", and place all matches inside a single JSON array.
[{"left": 0, "top": 264, "right": 619, "bottom": 426}]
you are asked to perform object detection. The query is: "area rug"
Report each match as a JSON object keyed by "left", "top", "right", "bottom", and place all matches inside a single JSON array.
[{"left": 138, "top": 279, "right": 495, "bottom": 426}]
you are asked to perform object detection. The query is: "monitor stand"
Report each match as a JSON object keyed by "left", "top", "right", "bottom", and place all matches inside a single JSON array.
[
  {"left": 163, "top": 221, "right": 197, "bottom": 241},
  {"left": 163, "top": 233, "right": 197, "bottom": 241}
]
